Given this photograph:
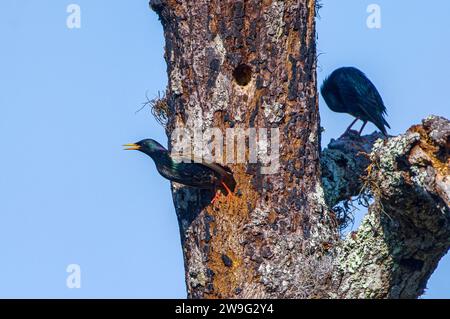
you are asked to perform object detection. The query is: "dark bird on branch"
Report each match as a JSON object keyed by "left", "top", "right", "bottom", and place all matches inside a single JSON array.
[
  {"left": 124, "top": 139, "right": 235, "bottom": 203},
  {"left": 321, "top": 66, "right": 390, "bottom": 136}
]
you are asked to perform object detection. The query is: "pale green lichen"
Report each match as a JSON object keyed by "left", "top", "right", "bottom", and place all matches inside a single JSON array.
[
  {"left": 410, "top": 166, "right": 428, "bottom": 188},
  {"left": 213, "top": 34, "right": 226, "bottom": 63},
  {"left": 371, "top": 133, "right": 420, "bottom": 171},
  {"left": 310, "top": 183, "right": 328, "bottom": 208},
  {"left": 185, "top": 239, "right": 209, "bottom": 289},
  {"left": 425, "top": 114, "right": 438, "bottom": 122},
  {"left": 206, "top": 35, "right": 230, "bottom": 125},
  {"left": 263, "top": 101, "right": 284, "bottom": 123},
  {"left": 362, "top": 264, "right": 384, "bottom": 291},
  {"left": 337, "top": 211, "right": 391, "bottom": 276},
  {"left": 264, "top": 1, "right": 285, "bottom": 43},
  {"left": 210, "top": 73, "right": 230, "bottom": 117},
  {"left": 320, "top": 149, "right": 358, "bottom": 207},
  {"left": 371, "top": 133, "right": 420, "bottom": 191},
  {"left": 308, "top": 183, "right": 339, "bottom": 248},
  {"left": 308, "top": 131, "right": 318, "bottom": 144},
  {"left": 170, "top": 64, "right": 183, "bottom": 95}
]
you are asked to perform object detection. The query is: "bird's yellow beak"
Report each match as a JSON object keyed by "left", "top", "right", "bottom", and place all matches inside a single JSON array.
[{"left": 123, "top": 143, "right": 141, "bottom": 151}]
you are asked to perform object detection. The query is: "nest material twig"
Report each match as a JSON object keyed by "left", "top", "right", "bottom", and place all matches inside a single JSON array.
[
  {"left": 138, "top": 90, "right": 170, "bottom": 127},
  {"left": 332, "top": 189, "right": 373, "bottom": 233}
]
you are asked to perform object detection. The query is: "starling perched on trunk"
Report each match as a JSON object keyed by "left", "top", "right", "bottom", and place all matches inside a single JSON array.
[
  {"left": 321, "top": 66, "right": 390, "bottom": 136},
  {"left": 124, "top": 139, "right": 235, "bottom": 203}
]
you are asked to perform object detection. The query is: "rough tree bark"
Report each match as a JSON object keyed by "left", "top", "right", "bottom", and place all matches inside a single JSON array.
[{"left": 149, "top": 0, "right": 450, "bottom": 299}]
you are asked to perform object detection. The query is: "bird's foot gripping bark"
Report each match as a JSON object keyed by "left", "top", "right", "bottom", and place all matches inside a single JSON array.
[
  {"left": 210, "top": 182, "right": 234, "bottom": 204},
  {"left": 210, "top": 190, "right": 229, "bottom": 205},
  {"left": 324, "top": 115, "right": 449, "bottom": 298},
  {"left": 210, "top": 191, "right": 222, "bottom": 205}
]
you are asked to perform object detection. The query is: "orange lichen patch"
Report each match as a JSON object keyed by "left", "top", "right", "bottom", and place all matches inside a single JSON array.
[
  {"left": 166, "top": 0, "right": 178, "bottom": 8},
  {"left": 174, "top": 113, "right": 186, "bottom": 128},
  {"left": 306, "top": 0, "right": 316, "bottom": 46},
  {"left": 268, "top": 210, "right": 277, "bottom": 224},
  {"left": 203, "top": 165, "right": 261, "bottom": 298},
  {"left": 365, "top": 162, "right": 374, "bottom": 176},
  {"left": 291, "top": 211, "right": 301, "bottom": 232},
  {"left": 294, "top": 158, "right": 302, "bottom": 171},
  {"left": 208, "top": 15, "right": 218, "bottom": 34},
  {"left": 206, "top": 249, "right": 242, "bottom": 298},
  {"left": 321, "top": 241, "right": 333, "bottom": 251},
  {"left": 408, "top": 125, "right": 449, "bottom": 176},
  {"left": 212, "top": 110, "right": 224, "bottom": 125},
  {"left": 285, "top": 31, "right": 300, "bottom": 70},
  {"left": 249, "top": 88, "right": 268, "bottom": 119}
]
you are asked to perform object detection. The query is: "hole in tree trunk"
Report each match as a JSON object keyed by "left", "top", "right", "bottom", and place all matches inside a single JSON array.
[{"left": 233, "top": 64, "right": 252, "bottom": 86}]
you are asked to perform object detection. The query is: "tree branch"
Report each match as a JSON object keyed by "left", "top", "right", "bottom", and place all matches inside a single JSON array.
[
  {"left": 326, "top": 116, "right": 449, "bottom": 298},
  {"left": 321, "top": 131, "right": 384, "bottom": 207}
]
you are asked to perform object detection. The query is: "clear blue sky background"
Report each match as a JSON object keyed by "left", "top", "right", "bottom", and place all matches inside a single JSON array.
[{"left": 0, "top": 1, "right": 448, "bottom": 298}]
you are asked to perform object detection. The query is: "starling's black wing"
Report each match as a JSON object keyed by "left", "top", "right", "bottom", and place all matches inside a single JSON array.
[
  {"left": 172, "top": 155, "right": 235, "bottom": 187},
  {"left": 200, "top": 162, "right": 236, "bottom": 193},
  {"left": 159, "top": 159, "right": 221, "bottom": 189},
  {"left": 340, "top": 68, "right": 390, "bottom": 135},
  {"left": 157, "top": 154, "right": 234, "bottom": 192}
]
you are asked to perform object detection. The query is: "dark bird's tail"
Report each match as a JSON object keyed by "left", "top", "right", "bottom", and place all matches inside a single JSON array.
[
  {"left": 375, "top": 117, "right": 390, "bottom": 136},
  {"left": 220, "top": 165, "right": 236, "bottom": 194}
]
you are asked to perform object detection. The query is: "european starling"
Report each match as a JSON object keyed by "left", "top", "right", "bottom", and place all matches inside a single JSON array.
[
  {"left": 124, "top": 139, "right": 236, "bottom": 203},
  {"left": 321, "top": 67, "right": 390, "bottom": 136}
]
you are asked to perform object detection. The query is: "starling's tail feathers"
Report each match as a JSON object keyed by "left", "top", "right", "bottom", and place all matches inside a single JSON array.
[
  {"left": 377, "top": 116, "right": 390, "bottom": 136},
  {"left": 199, "top": 162, "right": 236, "bottom": 194},
  {"left": 218, "top": 165, "right": 236, "bottom": 194},
  {"left": 376, "top": 119, "right": 389, "bottom": 136}
]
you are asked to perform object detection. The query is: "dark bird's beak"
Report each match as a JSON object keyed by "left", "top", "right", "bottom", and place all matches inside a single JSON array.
[{"left": 123, "top": 143, "right": 141, "bottom": 151}]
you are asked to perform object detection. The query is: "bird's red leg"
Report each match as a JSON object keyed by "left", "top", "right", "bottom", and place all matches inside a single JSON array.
[
  {"left": 358, "top": 121, "right": 368, "bottom": 136},
  {"left": 343, "top": 118, "right": 359, "bottom": 135},
  {"left": 221, "top": 182, "right": 233, "bottom": 199},
  {"left": 210, "top": 190, "right": 222, "bottom": 204},
  {"left": 210, "top": 182, "right": 234, "bottom": 204}
]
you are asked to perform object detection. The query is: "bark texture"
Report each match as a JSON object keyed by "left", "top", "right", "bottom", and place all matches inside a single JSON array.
[{"left": 150, "top": 0, "right": 450, "bottom": 299}]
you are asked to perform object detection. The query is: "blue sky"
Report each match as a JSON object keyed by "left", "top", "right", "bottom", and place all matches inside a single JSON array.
[{"left": 0, "top": 1, "right": 448, "bottom": 298}]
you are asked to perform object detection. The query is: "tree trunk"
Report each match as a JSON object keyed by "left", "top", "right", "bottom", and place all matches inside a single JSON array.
[{"left": 150, "top": 0, "right": 450, "bottom": 299}]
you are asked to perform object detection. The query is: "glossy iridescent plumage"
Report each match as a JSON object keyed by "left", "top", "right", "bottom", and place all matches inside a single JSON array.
[
  {"left": 124, "top": 139, "right": 235, "bottom": 200},
  {"left": 321, "top": 67, "right": 390, "bottom": 136}
]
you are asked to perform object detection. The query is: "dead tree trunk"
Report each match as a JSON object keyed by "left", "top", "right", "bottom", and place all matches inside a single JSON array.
[{"left": 150, "top": 0, "right": 450, "bottom": 299}]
